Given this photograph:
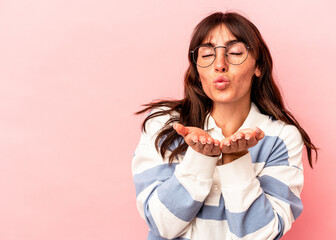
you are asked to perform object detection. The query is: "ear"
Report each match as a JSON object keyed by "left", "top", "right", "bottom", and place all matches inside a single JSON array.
[{"left": 254, "top": 66, "right": 261, "bottom": 77}]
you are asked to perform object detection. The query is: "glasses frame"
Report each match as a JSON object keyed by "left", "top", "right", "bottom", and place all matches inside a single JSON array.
[{"left": 190, "top": 41, "right": 250, "bottom": 68}]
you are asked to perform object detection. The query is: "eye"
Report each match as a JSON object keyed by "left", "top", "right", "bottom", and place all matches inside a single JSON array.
[
  {"left": 198, "top": 46, "right": 215, "bottom": 58},
  {"left": 226, "top": 42, "right": 247, "bottom": 56},
  {"left": 227, "top": 52, "right": 243, "bottom": 56},
  {"left": 201, "top": 54, "right": 215, "bottom": 58}
]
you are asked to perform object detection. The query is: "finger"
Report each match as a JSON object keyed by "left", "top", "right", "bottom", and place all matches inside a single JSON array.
[
  {"left": 184, "top": 134, "right": 198, "bottom": 147},
  {"left": 206, "top": 137, "right": 213, "bottom": 144},
  {"left": 220, "top": 138, "right": 230, "bottom": 148},
  {"left": 212, "top": 145, "right": 222, "bottom": 156},
  {"left": 237, "top": 138, "right": 247, "bottom": 149},
  {"left": 213, "top": 139, "right": 220, "bottom": 147},
  {"left": 235, "top": 132, "right": 244, "bottom": 140},
  {"left": 194, "top": 142, "right": 205, "bottom": 152},
  {"left": 230, "top": 136, "right": 238, "bottom": 150},
  {"left": 235, "top": 132, "right": 246, "bottom": 149},
  {"left": 221, "top": 143, "right": 231, "bottom": 153},
  {"left": 203, "top": 141, "right": 214, "bottom": 153},
  {"left": 254, "top": 127, "right": 265, "bottom": 141},
  {"left": 244, "top": 133, "right": 252, "bottom": 140},
  {"left": 173, "top": 123, "right": 189, "bottom": 137},
  {"left": 244, "top": 133, "right": 255, "bottom": 146},
  {"left": 199, "top": 136, "right": 207, "bottom": 145}
]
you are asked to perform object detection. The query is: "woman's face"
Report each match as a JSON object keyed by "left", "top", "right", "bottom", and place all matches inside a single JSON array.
[{"left": 197, "top": 24, "right": 260, "bottom": 107}]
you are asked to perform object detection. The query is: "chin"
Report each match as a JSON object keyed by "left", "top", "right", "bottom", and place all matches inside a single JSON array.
[
  {"left": 213, "top": 98, "right": 234, "bottom": 104},
  {"left": 212, "top": 94, "right": 234, "bottom": 103}
]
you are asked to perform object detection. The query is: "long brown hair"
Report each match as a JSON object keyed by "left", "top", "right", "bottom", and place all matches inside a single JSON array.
[{"left": 136, "top": 12, "right": 318, "bottom": 167}]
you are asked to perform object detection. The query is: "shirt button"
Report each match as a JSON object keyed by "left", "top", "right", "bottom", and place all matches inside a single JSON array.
[{"left": 213, "top": 184, "right": 219, "bottom": 191}]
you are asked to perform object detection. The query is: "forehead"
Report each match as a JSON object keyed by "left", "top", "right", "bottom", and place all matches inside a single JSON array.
[{"left": 202, "top": 24, "right": 237, "bottom": 44}]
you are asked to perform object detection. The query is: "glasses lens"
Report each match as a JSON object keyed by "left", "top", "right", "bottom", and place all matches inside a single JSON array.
[
  {"left": 195, "top": 46, "right": 215, "bottom": 67},
  {"left": 225, "top": 42, "right": 249, "bottom": 65}
]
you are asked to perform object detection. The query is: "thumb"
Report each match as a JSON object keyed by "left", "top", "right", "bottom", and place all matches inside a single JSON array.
[{"left": 173, "top": 123, "right": 189, "bottom": 137}]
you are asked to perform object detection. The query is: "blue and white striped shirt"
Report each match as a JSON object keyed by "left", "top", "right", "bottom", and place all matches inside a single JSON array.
[{"left": 132, "top": 103, "right": 304, "bottom": 239}]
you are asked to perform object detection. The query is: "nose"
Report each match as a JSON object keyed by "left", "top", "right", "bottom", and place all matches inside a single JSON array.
[{"left": 214, "top": 49, "right": 228, "bottom": 73}]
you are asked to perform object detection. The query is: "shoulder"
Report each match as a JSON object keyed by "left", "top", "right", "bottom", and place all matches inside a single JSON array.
[
  {"left": 250, "top": 107, "right": 304, "bottom": 169},
  {"left": 252, "top": 106, "right": 301, "bottom": 142},
  {"left": 263, "top": 118, "right": 302, "bottom": 143},
  {"left": 251, "top": 104, "right": 303, "bottom": 151}
]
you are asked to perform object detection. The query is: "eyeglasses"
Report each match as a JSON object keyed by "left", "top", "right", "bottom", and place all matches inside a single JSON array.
[{"left": 190, "top": 41, "right": 250, "bottom": 68}]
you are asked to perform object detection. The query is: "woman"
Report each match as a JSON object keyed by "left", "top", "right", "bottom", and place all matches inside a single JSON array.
[{"left": 132, "top": 12, "right": 317, "bottom": 240}]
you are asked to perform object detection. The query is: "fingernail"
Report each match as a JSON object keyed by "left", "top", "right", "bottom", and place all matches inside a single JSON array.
[
  {"left": 236, "top": 135, "right": 241, "bottom": 139},
  {"left": 214, "top": 142, "right": 219, "bottom": 146},
  {"left": 255, "top": 127, "right": 261, "bottom": 134},
  {"left": 245, "top": 136, "right": 250, "bottom": 140},
  {"left": 193, "top": 139, "right": 198, "bottom": 143},
  {"left": 207, "top": 141, "right": 212, "bottom": 144}
]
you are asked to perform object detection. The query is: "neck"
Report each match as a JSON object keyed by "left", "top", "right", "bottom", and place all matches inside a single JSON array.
[{"left": 211, "top": 100, "right": 251, "bottom": 137}]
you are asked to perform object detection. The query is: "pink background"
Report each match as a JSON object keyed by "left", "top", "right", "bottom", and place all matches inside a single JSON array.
[{"left": 0, "top": 0, "right": 335, "bottom": 239}]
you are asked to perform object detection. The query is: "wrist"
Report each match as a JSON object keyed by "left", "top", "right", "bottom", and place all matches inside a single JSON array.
[{"left": 221, "top": 150, "right": 249, "bottom": 165}]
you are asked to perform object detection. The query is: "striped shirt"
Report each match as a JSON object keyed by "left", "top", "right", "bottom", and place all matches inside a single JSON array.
[{"left": 132, "top": 103, "right": 304, "bottom": 240}]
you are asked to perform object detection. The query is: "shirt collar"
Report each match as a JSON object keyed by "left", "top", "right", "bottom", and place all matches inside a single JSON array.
[
  {"left": 204, "top": 102, "right": 262, "bottom": 132},
  {"left": 204, "top": 111, "right": 217, "bottom": 131}
]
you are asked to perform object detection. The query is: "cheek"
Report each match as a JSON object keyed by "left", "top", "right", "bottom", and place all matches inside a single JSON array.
[
  {"left": 238, "top": 71, "right": 253, "bottom": 85},
  {"left": 233, "top": 64, "right": 256, "bottom": 86},
  {"left": 197, "top": 69, "right": 212, "bottom": 87},
  {"left": 199, "top": 78, "right": 211, "bottom": 94},
  {"left": 197, "top": 68, "right": 209, "bottom": 80}
]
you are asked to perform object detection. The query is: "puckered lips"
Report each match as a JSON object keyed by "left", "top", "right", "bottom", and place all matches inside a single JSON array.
[{"left": 214, "top": 76, "right": 230, "bottom": 90}]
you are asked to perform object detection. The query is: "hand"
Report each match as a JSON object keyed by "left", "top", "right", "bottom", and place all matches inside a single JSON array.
[
  {"left": 173, "top": 123, "right": 221, "bottom": 157},
  {"left": 219, "top": 127, "right": 265, "bottom": 164}
]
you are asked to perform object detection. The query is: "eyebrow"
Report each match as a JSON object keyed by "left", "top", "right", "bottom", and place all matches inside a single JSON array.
[{"left": 203, "top": 39, "right": 239, "bottom": 47}]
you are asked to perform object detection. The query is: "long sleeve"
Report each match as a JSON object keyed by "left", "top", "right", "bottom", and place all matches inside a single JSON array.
[
  {"left": 132, "top": 104, "right": 305, "bottom": 240},
  {"left": 132, "top": 114, "right": 220, "bottom": 239},
  {"left": 217, "top": 124, "right": 304, "bottom": 239}
]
